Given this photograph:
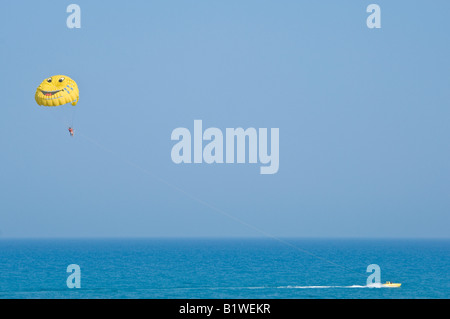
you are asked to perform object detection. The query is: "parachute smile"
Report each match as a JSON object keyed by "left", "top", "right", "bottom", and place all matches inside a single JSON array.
[{"left": 41, "top": 90, "right": 62, "bottom": 96}]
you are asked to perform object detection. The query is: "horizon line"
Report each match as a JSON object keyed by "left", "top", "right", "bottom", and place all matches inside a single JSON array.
[{"left": 1, "top": 236, "right": 449, "bottom": 240}]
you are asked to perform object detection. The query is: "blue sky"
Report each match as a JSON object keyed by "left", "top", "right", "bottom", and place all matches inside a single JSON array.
[{"left": 0, "top": 1, "right": 449, "bottom": 238}]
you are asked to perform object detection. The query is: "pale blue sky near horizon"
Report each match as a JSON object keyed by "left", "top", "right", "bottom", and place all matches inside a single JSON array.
[{"left": 0, "top": 1, "right": 449, "bottom": 238}]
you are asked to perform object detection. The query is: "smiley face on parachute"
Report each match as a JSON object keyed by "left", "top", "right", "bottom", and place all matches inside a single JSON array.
[{"left": 35, "top": 75, "right": 79, "bottom": 107}]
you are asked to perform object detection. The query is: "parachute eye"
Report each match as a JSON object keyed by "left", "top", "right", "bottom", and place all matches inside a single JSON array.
[
  {"left": 59, "top": 77, "right": 65, "bottom": 83},
  {"left": 47, "top": 78, "right": 52, "bottom": 83}
]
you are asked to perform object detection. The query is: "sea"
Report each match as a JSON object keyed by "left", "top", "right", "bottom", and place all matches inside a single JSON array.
[{"left": 0, "top": 238, "right": 448, "bottom": 299}]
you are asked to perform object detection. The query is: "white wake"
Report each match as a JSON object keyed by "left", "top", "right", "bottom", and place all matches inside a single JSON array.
[{"left": 277, "top": 283, "right": 384, "bottom": 289}]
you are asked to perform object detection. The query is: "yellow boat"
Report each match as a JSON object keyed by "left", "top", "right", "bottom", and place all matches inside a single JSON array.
[{"left": 382, "top": 281, "right": 401, "bottom": 288}]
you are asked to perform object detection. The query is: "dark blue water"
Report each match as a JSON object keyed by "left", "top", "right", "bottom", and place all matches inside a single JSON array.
[{"left": 0, "top": 238, "right": 448, "bottom": 298}]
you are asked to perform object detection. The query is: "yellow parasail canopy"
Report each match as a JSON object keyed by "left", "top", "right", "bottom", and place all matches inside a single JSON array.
[{"left": 35, "top": 75, "right": 79, "bottom": 107}]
